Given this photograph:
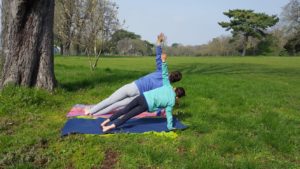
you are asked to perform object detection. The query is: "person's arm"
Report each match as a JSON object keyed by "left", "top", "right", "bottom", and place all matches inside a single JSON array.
[
  {"left": 155, "top": 33, "right": 164, "bottom": 71},
  {"left": 155, "top": 45, "right": 162, "bottom": 72},
  {"left": 161, "top": 54, "right": 170, "bottom": 86},
  {"left": 165, "top": 105, "right": 174, "bottom": 130}
]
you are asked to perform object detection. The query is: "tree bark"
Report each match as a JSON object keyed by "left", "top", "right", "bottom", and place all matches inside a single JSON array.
[
  {"left": 242, "top": 35, "right": 249, "bottom": 56},
  {"left": 60, "top": 43, "right": 64, "bottom": 56},
  {"left": 75, "top": 44, "right": 81, "bottom": 56},
  {"left": 1, "top": 0, "right": 56, "bottom": 91},
  {"left": 64, "top": 41, "right": 71, "bottom": 56}
]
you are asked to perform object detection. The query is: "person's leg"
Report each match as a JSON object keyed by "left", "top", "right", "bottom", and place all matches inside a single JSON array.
[
  {"left": 93, "top": 96, "right": 138, "bottom": 116},
  {"left": 101, "top": 96, "right": 140, "bottom": 127},
  {"left": 112, "top": 106, "right": 125, "bottom": 112},
  {"left": 102, "top": 105, "right": 146, "bottom": 132},
  {"left": 88, "top": 82, "right": 140, "bottom": 115},
  {"left": 114, "top": 105, "right": 147, "bottom": 127},
  {"left": 102, "top": 96, "right": 148, "bottom": 132}
]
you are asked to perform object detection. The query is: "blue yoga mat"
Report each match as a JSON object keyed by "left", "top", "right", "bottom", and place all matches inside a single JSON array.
[{"left": 61, "top": 117, "right": 187, "bottom": 136}]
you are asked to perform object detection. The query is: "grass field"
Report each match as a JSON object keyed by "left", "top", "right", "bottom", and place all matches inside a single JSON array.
[{"left": 0, "top": 56, "right": 299, "bottom": 169}]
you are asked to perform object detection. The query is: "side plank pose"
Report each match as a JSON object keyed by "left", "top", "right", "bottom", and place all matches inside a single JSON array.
[
  {"left": 85, "top": 33, "right": 182, "bottom": 116},
  {"left": 101, "top": 53, "right": 186, "bottom": 132}
]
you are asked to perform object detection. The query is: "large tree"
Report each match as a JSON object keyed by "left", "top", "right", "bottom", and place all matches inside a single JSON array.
[
  {"left": 116, "top": 38, "right": 153, "bottom": 56},
  {"left": 281, "top": 0, "right": 300, "bottom": 54},
  {"left": 1, "top": 0, "right": 56, "bottom": 91},
  {"left": 282, "top": 0, "right": 300, "bottom": 33},
  {"left": 108, "top": 29, "right": 141, "bottom": 54},
  {"left": 219, "top": 9, "right": 279, "bottom": 56}
]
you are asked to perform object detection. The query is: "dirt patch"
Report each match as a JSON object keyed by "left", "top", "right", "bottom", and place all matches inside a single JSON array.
[
  {"left": 33, "top": 156, "right": 48, "bottom": 168},
  {"left": 0, "top": 118, "right": 17, "bottom": 135},
  {"left": 98, "top": 149, "right": 119, "bottom": 169},
  {"left": 138, "top": 166, "right": 156, "bottom": 169},
  {"left": 66, "top": 163, "right": 75, "bottom": 169},
  {"left": 0, "top": 138, "right": 49, "bottom": 168},
  {"left": 37, "top": 138, "right": 49, "bottom": 149},
  {"left": 177, "top": 146, "right": 187, "bottom": 155}
]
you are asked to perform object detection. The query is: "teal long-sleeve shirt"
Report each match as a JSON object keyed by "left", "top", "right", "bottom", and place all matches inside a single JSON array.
[{"left": 143, "top": 62, "right": 175, "bottom": 130}]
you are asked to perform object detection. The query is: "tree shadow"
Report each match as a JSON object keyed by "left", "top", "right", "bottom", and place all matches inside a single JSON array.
[
  {"left": 173, "top": 100, "right": 192, "bottom": 120},
  {"left": 56, "top": 65, "right": 147, "bottom": 92},
  {"left": 177, "top": 63, "right": 300, "bottom": 76},
  {"left": 55, "top": 62, "right": 300, "bottom": 92},
  {"left": 174, "top": 111, "right": 192, "bottom": 121}
]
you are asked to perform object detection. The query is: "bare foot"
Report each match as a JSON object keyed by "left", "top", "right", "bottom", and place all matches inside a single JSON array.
[
  {"left": 102, "top": 124, "right": 115, "bottom": 132},
  {"left": 84, "top": 107, "right": 92, "bottom": 116},
  {"left": 101, "top": 119, "right": 110, "bottom": 128}
]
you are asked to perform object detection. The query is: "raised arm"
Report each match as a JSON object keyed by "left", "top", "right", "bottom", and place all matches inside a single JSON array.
[
  {"left": 155, "top": 33, "right": 165, "bottom": 71},
  {"left": 161, "top": 53, "right": 170, "bottom": 86},
  {"left": 155, "top": 45, "right": 162, "bottom": 71}
]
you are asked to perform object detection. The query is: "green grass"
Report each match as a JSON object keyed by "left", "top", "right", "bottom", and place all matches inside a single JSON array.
[{"left": 0, "top": 56, "right": 299, "bottom": 169}]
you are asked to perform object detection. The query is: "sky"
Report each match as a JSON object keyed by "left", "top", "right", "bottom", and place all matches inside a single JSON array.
[{"left": 114, "top": 0, "right": 290, "bottom": 45}]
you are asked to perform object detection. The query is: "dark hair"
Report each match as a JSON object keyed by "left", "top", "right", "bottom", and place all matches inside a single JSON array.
[
  {"left": 169, "top": 71, "right": 182, "bottom": 83},
  {"left": 175, "top": 87, "right": 186, "bottom": 98}
]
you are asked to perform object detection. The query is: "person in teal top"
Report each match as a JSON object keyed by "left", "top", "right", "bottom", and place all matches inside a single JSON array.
[{"left": 101, "top": 53, "right": 186, "bottom": 132}]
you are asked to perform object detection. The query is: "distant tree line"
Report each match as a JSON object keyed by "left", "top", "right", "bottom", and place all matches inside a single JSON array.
[
  {"left": 165, "top": 29, "right": 287, "bottom": 56},
  {"left": 110, "top": 29, "right": 154, "bottom": 56},
  {"left": 165, "top": 0, "right": 300, "bottom": 56},
  {"left": 52, "top": 0, "right": 300, "bottom": 57}
]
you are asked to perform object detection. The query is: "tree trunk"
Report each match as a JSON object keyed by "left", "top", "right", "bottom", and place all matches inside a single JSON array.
[
  {"left": 242, "top": 36, "right": 249, "bottom": 56},
  {"left": 0, "top": 0, "right": 56, "bottom": 91},
  {"left": 76, "top": 44, "right": 81, "bottom": 56},
  {"left": 64, "top": 41, "right": 71, "bottom": 56},
  {"left": 60, "top": 43, "right": 64, "bottom": 56},
  {"left": 292, "top": 44, "right": 296, "bottom": 56}
]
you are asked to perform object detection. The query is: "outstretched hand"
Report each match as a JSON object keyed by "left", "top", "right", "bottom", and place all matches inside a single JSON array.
[{"left": 157, "top": 33, "right": 165, "bottom": 44}]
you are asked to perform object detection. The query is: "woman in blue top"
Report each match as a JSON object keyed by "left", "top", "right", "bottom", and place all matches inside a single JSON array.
[
  {"left": 101, "top": 53, "right": 185, "bottom": 132},
  {"left": 85, "top": 34, "right": 182, "bottom": 116}
]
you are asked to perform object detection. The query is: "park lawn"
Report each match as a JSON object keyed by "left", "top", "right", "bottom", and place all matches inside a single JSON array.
[{"left": 0, "top": 56, "right": 299, "bottom": 169}]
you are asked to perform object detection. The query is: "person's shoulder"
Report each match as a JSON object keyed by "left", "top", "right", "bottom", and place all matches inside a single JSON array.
[
  {"left": 161, "top": 84, "right": 171, "bottom": 89},
  {"left": 168, "top": 97, "right": 176, "bottom": 107},
  {"left": 166, "top": 84, "right": 173, "bottom": 88}
]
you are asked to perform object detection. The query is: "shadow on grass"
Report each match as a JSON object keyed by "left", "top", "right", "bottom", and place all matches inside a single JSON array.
[
  {"left": 56, "top": 65, "right": 146, "bottom": 92},
  {"left": 56, "top": 62, "right": 300, "bottom": 92},
  {"left": 175, "top": 111, "right": 192, "bottom": 121},
  {"left": 173, "top": 98, "right": 192, "bottom": 120},
  {"left": 177, "top": 63, "right": 300, "bottom": 76}
]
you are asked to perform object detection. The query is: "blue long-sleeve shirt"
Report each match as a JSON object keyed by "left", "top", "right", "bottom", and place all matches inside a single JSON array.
[{"left": 134, "top": 46, "right": 164, "bottom": 94}]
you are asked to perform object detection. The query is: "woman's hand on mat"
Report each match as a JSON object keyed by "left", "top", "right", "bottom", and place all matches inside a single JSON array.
[
  {"left": 161, "top": 53, "right": 167, "bottom": 62},
  {"left": 168, "top": 127, "right": 177, "bottom": 131}
]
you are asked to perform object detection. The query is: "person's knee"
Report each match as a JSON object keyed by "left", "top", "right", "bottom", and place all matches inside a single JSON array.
[{"left": 124, "top": 83, "right": 139, "bottom": 96}]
